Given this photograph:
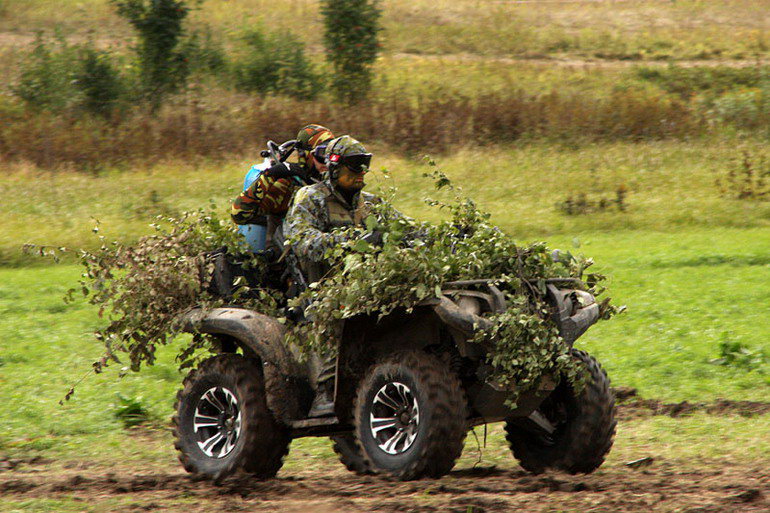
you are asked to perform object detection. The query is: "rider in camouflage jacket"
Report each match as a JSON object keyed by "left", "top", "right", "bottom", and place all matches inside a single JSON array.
[
  {"left": 284, "top": 135, "right": 388, "bottom": 280},
  {"left": 283, "top": 135, "right": 389, "bottom": 417},
  {"left": 231, "top": 124, "right": 334, "bottom": 225}
]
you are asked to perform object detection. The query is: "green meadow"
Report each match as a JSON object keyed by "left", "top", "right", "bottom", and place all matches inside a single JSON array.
[{"left": 1, "top": 136, "right": 769, "bottom": 479}]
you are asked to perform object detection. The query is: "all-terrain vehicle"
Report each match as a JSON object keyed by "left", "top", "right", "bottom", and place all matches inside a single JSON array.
[{"left": 172, "top": 250, "right": 616, "bottom": 481}]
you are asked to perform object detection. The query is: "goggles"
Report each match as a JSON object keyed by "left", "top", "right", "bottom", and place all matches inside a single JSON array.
[
  {"left": 311, "top": 144, "right": 328, "bottom": 161},
  {"left": 329, "top": 153, "right": 372, "bottom": 174}
]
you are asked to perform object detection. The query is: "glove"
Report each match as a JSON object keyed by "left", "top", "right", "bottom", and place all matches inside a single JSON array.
[
  {"left": 262, "top": 162, "right": 308, "bottom": 182},
  {"left": 362, "top": 230, "right": 384, "bottom": 247}
]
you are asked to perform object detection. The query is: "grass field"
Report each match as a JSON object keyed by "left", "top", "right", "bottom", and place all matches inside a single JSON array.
[
  {"left": 1, "top": 225, "right": 769, "bottom": 511},
  {"left": 1, "top": 136, "right": 769, "bottom": 472},
  {"left": 3, "top": 0, "right": 770, "bottom": 61}
]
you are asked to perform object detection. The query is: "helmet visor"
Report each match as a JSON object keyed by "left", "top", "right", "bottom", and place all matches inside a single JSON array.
[{"left": 340, "top": 153, "right": 372, "bottom": 174}]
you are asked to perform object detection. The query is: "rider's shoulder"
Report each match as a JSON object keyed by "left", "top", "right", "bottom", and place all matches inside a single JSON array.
[{"left": 294, "top": 182, "right": 331, "bottom": 204}]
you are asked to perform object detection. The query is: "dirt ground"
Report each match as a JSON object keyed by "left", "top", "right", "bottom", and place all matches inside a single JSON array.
[
  {"left": 1, "top": 457, "right": 768, "bottom": 513},
  {"left": 2, "top": 395, "right": 768, "bottom": 512}
]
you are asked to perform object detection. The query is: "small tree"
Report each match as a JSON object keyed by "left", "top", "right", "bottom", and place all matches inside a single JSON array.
[
  {"left": 75, "top": 46, "right": 124, "bottom": 117},
  {"left": 112, "top": 0, "right": 193, "bottom": 109},
  {"left": 321, "top": 0, "right": 381, "bottom": 103}
]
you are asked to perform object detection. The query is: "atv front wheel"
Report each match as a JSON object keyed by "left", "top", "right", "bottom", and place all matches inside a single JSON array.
[
  {"left": 354, "top": 351, "right": 467, "bottom": 480},
  {"left": 505, "top": 349, "right": 616, "bottom": 474},
  {"left": 173, "top": 354, "right": 289, "bottom": 480}
]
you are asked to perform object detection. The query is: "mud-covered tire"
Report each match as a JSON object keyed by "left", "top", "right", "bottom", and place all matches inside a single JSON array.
[
  {"left": 331, "top": 434, "right": 374, "bottom": 475},
  {"left": 354, "top": 351, "right": 467, "bottom": 480},
  {"left": 505, "top": 349, "right": 616, "bottom": 474},
  {"left": 173, "top": 354, "right": 290, "bottom": 481}
]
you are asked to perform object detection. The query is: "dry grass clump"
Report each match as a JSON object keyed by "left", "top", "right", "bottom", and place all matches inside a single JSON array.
[{"left": 0, "top": 87, "right": 698, "bottom": 169}]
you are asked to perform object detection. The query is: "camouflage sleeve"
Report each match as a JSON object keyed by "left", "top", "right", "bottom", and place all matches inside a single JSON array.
[
  {"left": 284, "top": 187, "right": 345, "bottom": 262},
  {"left": 231, "top": 163, "right": 303, "bottom": 224},
  {"left": 230, "top": 180, "right": 264, "bottom": 225}
]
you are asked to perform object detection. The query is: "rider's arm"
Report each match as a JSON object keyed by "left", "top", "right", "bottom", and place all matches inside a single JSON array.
[{"left": 231, "top": 163, "right": 307, "bottom": 225}]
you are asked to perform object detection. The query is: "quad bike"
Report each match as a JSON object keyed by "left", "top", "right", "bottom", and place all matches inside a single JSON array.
[{"left": 173, "top": 254, "right": 616, "bottom": 481}]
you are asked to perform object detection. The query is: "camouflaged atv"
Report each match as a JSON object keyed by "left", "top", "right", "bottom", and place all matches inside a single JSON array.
[{"left": 172, "top": 275, "right": 616, "bottom": 481}]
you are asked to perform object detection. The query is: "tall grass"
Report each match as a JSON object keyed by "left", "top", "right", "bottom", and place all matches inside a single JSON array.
[{"left": 0, "top": 86, "right": 699, "bottom": 168}]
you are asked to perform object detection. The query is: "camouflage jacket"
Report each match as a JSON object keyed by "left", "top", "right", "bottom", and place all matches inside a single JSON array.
[
  {"left": 283, "top": 181, "right": 380, "bottom": 263},
  {"left": 231, "top": 162, "right": 311, "bottom": 225}
]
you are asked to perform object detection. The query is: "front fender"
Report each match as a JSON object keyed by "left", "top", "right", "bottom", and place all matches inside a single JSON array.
[{"left": 179, "top": 307, "right": 305, "bottom": 378}]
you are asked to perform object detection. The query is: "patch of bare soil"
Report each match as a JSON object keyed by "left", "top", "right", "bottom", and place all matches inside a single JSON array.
[
  {"left": 613, "top": 387, "right": 770, "bottom": 420},
  {"left": 1, "top": 459, "right": 768, "bottom": 512}
]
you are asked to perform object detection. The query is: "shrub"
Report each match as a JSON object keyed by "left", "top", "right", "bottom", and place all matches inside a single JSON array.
[
  {"left": 13, "top": 34, "right": 80, "bottom": 112},
  {"left": 321, "top": 0, "right": 381, "bottom": 103},
  {"left": 74, "top": 46, "right": 125, "bottom": 117},
  {"left": 708, "top": 84, "right": 770, "bottom": 130},
  {"left": 556, "top": 185, "right": 629, "bottom": 216},
  {"left": 635, "top": 65, "right": 770, "bottom": 99},
  {"left": 181, "top": 28, "right": 227, "bottom": 75},
  {"left": 112, "top": 0, "right": 193, "bottom": 109},
  {"left": 233, "top": 29, "right": 322, "bottom": 100},
  {"left": 113, "top": 393, "right": 152, "bottom": 428},
  {"left": 710, "top": 337, "right": 767, "bottom": 370},
  {"left": 13, "top": 35, "right": 125, "bottom": 117}
]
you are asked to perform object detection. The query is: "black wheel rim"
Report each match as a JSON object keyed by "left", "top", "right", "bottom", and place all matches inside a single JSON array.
[
  {"left": 193, "top": 386, "right": 242, "bottom": 458},
  {"left": 369, "top": 382, "right": 420, "bottom": 455}
]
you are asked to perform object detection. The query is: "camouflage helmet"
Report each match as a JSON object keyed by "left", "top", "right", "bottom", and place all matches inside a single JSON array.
[
  {"left": 324, "top": 135, "right": 372, "bottom": 179},
  {"left": 296, "top": 124, "right": 335, "bottom": 152}
]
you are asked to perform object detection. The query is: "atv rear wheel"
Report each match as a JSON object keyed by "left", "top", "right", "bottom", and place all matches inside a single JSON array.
[
  {"left": 331, "top": 434, "right": 374, "bottom": 475},
  {"left": 505, "top": 349, "right": 616, "bottom": 474},
  {"left": 354, "top": 351, "right": 467, "bottom": 480},
  {"left": 173, "top": 354, "right": 289, "bottom": 481}
]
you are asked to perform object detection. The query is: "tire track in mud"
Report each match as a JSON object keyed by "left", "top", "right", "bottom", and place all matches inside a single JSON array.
[
  {"left": 613, "top": 388, "right": 770, "bottom": 420},
  {"left": 2, "top": 393, "right": 768, "bottom": 512},
  {"left": 1, "top": 463, "right": 768, "bottom": 512}
]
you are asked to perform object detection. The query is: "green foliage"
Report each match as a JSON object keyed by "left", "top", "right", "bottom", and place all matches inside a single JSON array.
[
  {"left": 288, "top": 170, "right": 618, "bottom": 403},
  {"left": 74, "top": 46, "right": 125, "bottom": 117},
  {"left": 180, "top": 28, "right": 227, "bottom": 75},
  {"left": 30, "top": 209, "right": 260, "bottom": 374},
  {"left": 112, "top": 393, "right": 151, "bottom": 427},
  {"left": 321, "top": 0, "right": 381, "bottom": 103},
  {"left": 13, "top": 33, "right": 81, "bottom": 111},
  {"left": 233, "top": 29, "right": 322, "bottom": 100},
  {"left": 112, "top": 0, "right": 194, "bottom": 109},
  {"left": 635, "top": 65, "right": 770, "bottom": 99},
  {"left": 708, "top": 84, "right": 770, "bottom": 131},
  {"left": 710, "top": 336, "right": 767, "bottom": 371},
  {"left": 13, "top": 34, "right": 125, "bottom": 117}
]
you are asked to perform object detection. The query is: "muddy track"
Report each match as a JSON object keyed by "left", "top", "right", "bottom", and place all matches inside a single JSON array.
[
  {"left": 2, "top": 392, "right": 768, "bottom": 511},
  {"left": 613, "top": 388, "right": 770, "bottom": 420},
  {"left": 1, "top": 460, "right": 768, "bottom": 512}
]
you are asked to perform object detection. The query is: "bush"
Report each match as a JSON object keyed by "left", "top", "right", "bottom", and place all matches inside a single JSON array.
[
  {"left": 113, "top": 393, "right": 152, "bottom": 428},
  {"left": 716, "top": 150, "right": 770, "bottom": 200},
  {"left": 635, "top": 65, "right": 770, "bottom": 99},
  {"left": 556, "top": 185, "right": 629, "bottom": 216},
  {"left": 112, "top": 0, "right": 193, "bottom": 109},
  {"left": 321, "top": 0, "right": 381, "bottom": 103},
  {"left": 233, "top": 29, "right": 322, "bottom": 100},
  {"left": 74, "top": 46, "right": 125, "bottom": 117},
  {"left": 181, "top": 28, "right": 227, "bottom": 76},
  {"left": 708, "top": 84, "right": 770, "bottom": 130},
  {"left": 13, "top": 34, "right": 80, "bottom": 112},
  {"left": 13, "top": 35, "right": 125, "bottom": 117}
]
